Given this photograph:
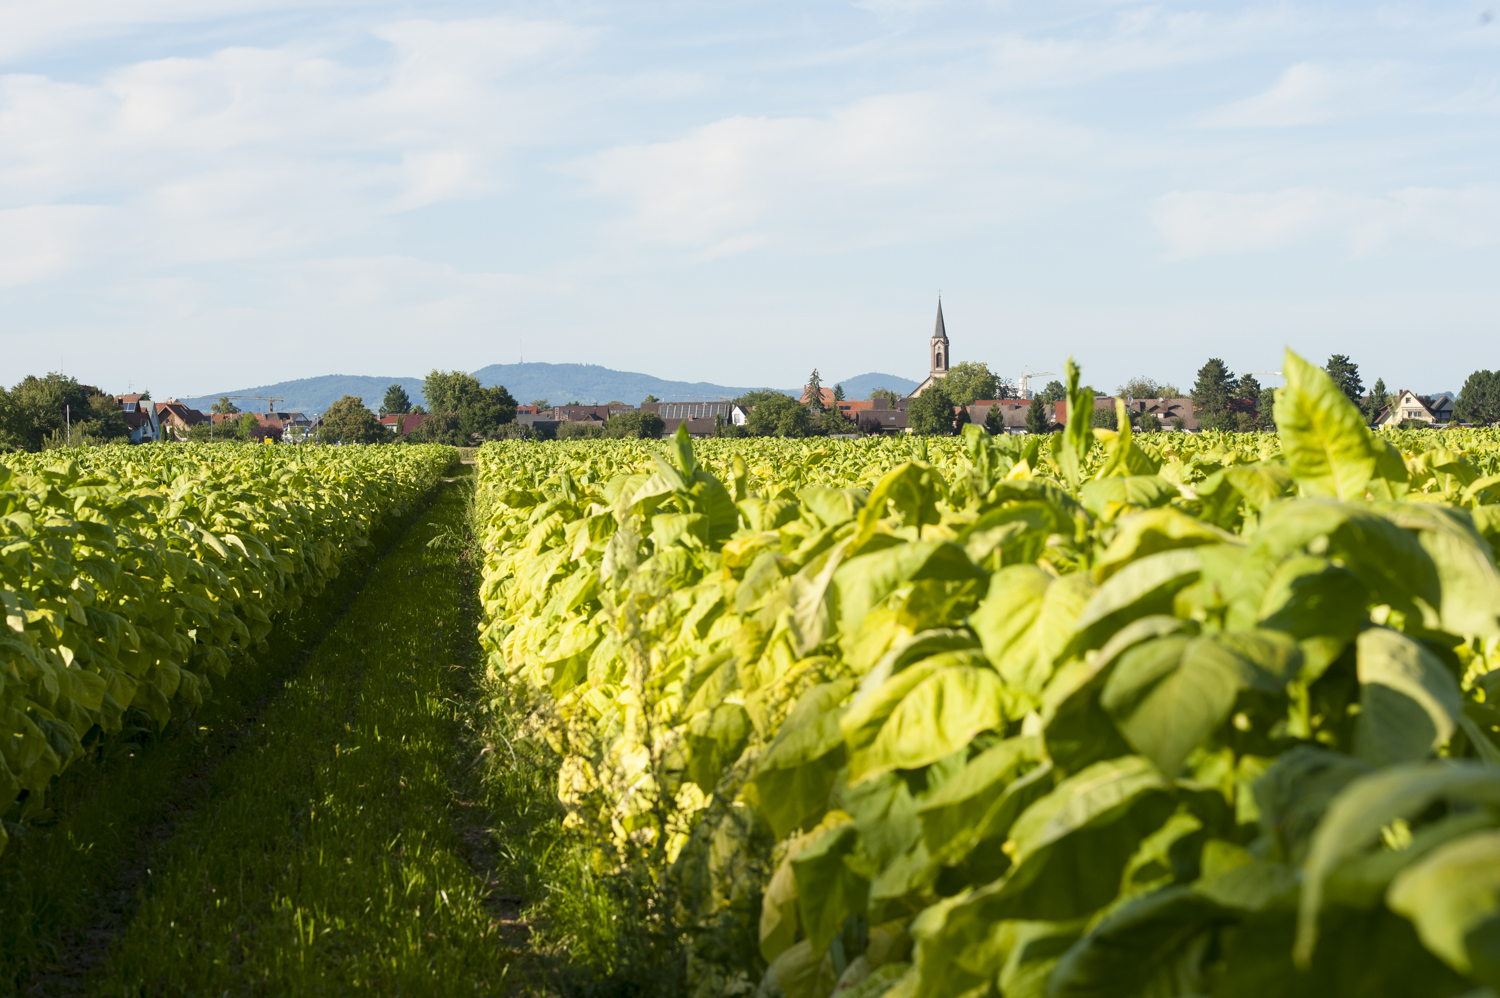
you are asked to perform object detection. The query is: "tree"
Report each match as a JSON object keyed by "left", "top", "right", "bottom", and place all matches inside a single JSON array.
[
  {"left": 0, "top": 373, "right": 113, "bottom": 452},
  {"left": 985, "top": 405, "right": 1006, "bottom": 435},
  {"left": 211, "top": 397, "right": 240, "bottom": 414},
  {"left": 1038, "top": 381, "right": 1067, "bottom": 403},
  {"left": 804, "top": 369, "right": 826, "bottom": 413},
  {"left": 1364, "top": 377, "right": 1390, "bottom": 425},
  {"left": 1116, "top": 376, "right": 1181, "bottom": 399},
  {"left": 1237, "top": 373, "right": 1263, "bottom": 401},
  {"left": 833, "top": 384, "right": 846, "bottom": 403},
  {"left": 745, "top": 394, "right": 812, "bottom": 437},
  {"left": 641, "top": 395, "right": 660, "bottom": 403},
  {"left": 382, "top": 384, "right": 412, "bottom": 414},
  {"left": 1257, "top": 387, "right": 1278, "bottom": 431},
  {"left": 943, "top": 361, "right": 1000, "bottom": 406},
  {"left": 531, "top": 399, "right": 550, "bottom": 410},
  {"left": 1455, "top": 371, "right": 1500, "bottom": 426},
  {"left": 1024, "top": 397, "right": 1050, "bottom": 435},
  {"left": 1191, "top": 359, "right": 1238, "bottom": 431},
  {"left": 820, "top": 408, "right": 857, "bottom": 436},
  {"left": 422, "top": 370, "right": 516, "bottom": 440},
  {"left": 1139, "top": 411, "right": 1161, "bottom": 432},
  {"left": 908, "top": 381, "right": 957, "bottom": 436},
  {"left": 955, "top": 405, "right": 971, "bottom": 431},
  {"left": 604, "top": 411, "right": 666, "bottom": 439},
  {"left": 1325, "top": 354, "right": 1364, "bottom": 405},
  {"left": 410, "top": 404, "right": 427, "bottom": 415},
  {"left": 317, "top": 396, "right": 385, "bottom": 445},
  {"left": 868, "top": 387, "right": 903, "bottom": 406},
  {"left": 734, "top": 389, "right": 791, "bottom": 406},
  {"left": 1091, "top": 406, "right": 1117, "bottom": 429},
  {"left": 416, "top": 411, "right": 464, "bottom": 445}
]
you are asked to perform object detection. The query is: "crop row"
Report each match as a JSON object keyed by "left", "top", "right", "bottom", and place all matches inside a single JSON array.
[
  {"left": 0, "top": 443, "right": 456, "bottom": 848},
  {"left": 476, "top": 351, "right": 1500, "bottom": 998}
]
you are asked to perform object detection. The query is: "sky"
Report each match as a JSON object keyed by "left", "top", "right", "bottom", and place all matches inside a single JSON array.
[{"left": 1, "top": 1, "right": 1496, "bottom": 399}]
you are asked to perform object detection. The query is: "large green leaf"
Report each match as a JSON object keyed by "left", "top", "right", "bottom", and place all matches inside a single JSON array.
[
  {"left": 833, "top": 541, "right": 986, "bottom": 636},
  {"left": 1380, "top": 503, "right": 1500, "bottom": 640},
  {"left": 1046, "top": 886, "right": 1233, "bottom": 998},
  {"left": 684, "top": 703, "right": 752, "bottom": 794},
  {"left": 1295, "top": 761, "right": 1500, "bottom": 966},
  {"left": 1078, "top": 476, "right": 1177, "bottom": 519},
  {"left": 916, "top": 736, "right": 1042, "bottom": 864},
  {"left": 1091, "top": 507, "right": 1236, "bottom": 582},
  {"left": 799, "top": 486, "right": 869, "bottom": 528},
  {"left": 791, "top": 816, "right": 869, "bottom": 956},
  {"left": 1386, "top": 830, "right": 1500, "bottom": 983},
  {"left": 1275, "top": 347, "right": 1404, "bottom": 500},
  {"left": 978, "top": 756, "right": 1175, "bottom": 922},
  {"left": 856, "top": 665, "right": 1012, "bottom": 782},
  {"left": 1353, "top": 626, "right": 1464, "bottom": 767},
  {"left": 1062, "top": 549, "right": 1203, "bottom": 661},
  {"left": 969, "top": 566, "right": 1093, "bottom": 696},
  {"left": 1100, "top": 632, "right": 1289, "bottom": 778},
  {"left": 754, "top": 680, "right": 855, "bottom": 838}
]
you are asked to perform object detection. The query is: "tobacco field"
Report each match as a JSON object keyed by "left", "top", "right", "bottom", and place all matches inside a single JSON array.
[{"left": 476, "top": 348, "right": 1500, "bottom": 998}]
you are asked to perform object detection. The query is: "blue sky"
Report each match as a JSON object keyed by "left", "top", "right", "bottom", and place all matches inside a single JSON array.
[{"left": 1, "top": 1, "right": 1496, "bottom": 398}]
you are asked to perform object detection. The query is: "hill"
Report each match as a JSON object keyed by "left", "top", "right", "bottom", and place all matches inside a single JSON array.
[
  {"left": 176, "top": 375, "right": 426, "bottom": 415},
  {"left": 176, "top": 365, "right": 923, "bottom": 414}
]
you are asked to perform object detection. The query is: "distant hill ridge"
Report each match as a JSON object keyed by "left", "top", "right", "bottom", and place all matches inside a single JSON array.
[{"left": 178, "top": 364, "right": 919, "bottom": 414}]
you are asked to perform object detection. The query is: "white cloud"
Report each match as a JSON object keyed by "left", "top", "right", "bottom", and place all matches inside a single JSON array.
[
  {"left": 1151, "top": 185, "right": 1500, "bottom": 257},
  {"left": 0, "top": 204, "right": 109, "bottom": 286},
  {"left": 1198, "top": 61, "right": 1406, "bottom": 127},
  {"left": 579, "top": 92, "right": 1091, "bottom": 257}
]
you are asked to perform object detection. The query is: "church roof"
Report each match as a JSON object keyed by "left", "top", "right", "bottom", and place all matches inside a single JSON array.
[{"left": 933, "top": 299, "right": 948, "bottom": 341}]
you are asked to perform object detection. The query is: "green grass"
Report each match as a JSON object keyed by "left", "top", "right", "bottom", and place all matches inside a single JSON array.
[{"left": 93, "top": 475, "right": 516, "bottom": 995}]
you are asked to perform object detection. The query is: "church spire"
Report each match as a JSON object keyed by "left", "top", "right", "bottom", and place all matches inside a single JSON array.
[{"left": 930, "top": 297, "right": 949, "bottom": 376}]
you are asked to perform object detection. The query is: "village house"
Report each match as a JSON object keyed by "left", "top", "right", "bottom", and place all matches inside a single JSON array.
[
  {"left": 1374, "top": 390, "right": 1454, "bottom": 427},
  {"left": 114, "top": 394, "right": 160, "bottom": 443}
]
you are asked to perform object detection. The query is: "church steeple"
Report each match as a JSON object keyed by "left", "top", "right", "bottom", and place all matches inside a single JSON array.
[{"left": 930, "top": 297, "right": 949, "bottom": 376}]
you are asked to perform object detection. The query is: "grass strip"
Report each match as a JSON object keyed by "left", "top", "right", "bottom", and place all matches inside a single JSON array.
[
  {"left": 0, "top": 478, "right": 438, "bottom": 995},
  {"left": 95, "top": 474, "right": 515, "bottom": 995}
]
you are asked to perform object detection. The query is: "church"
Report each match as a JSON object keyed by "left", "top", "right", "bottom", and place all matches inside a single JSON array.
[{"left": 908, "top": 298, "right": 950, "bottom": 397}]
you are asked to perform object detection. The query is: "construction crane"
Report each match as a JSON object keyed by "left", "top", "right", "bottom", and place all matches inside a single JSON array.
[
  {"left": 1017, "top": 366, "right": 1058, "bottom": 400},
  {"left": 224, "top": 395, "right": 286, "bottom": 414}
]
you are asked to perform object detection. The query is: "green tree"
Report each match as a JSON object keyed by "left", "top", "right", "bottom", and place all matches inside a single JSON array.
[
  {"left": 832, "top": 384, "right": 846, "bottom": 403},
  {"left": 1139, "top": 411, "right": 1161, "bottom": 432},
  {"left": 943, "top": 361, "right": 1000, "bottom": 406},
  {"left": 0, "top": 373, "right": 110, "bottom": 452},
  {"left": 641, "top": 394, "right": 660, "bottom": 404},
  {"left": 820, "top": 408, "right": 857, "bottom": 436},
  {"left": 1024, "top": 397, "right": 1049, "bottom": 434},
  {"left": 1257, "top": 387, "right": 1278, "bottom": 431},
  {"left": 317, "top": 396, "right": 385, "bottom": 445},
  {"left": 1091, "top": 406, "right": 1117, "bottom": 429},
  {"left": 1116, "top": 376, "right": 1181, "bottom": 399},
  {"left": 868, "top": 387, "right": 903, "bottom": 406},
  {"left": 382, "top": 384, "right": 412, "bottom": 414},
  {"left": 745, "top": 394, "right": 812, "bottom": 437},
  {"left": 1237, "top": 373, "right": 1263, "bottom": 401},
  {"left": 604, "top": 411, "right": 667, "bottom": 439},
  {"left": 986, "top": 404, "right": 1006, "bottom": 435},
  {"left": 1454, "top": 371, "right": 1500, "bottom": 425},
  {"left": 734, "top": 389, "right": 791, "bottom": 406},
  {"left": 234, "top": 412, "right": 259, "bottom": 441},
  {"left": 410, "top": 404, "right": 427, "bottom": 415},
  {"left": 530, "top": 398, "right": 550, "bottom": 409},
  {"left": 1325, "top": 354, "right": 1364, "bottom": 405},
  {"left": 211, "top": 397, "right": 240, "bottom": 414},
  {"left": 1364, "top": 377, "right": 1390, "bottom": 425},
  {"left": 804, "top": 369, "right": 826, "bottom": 413},
  {"left": 1191, "top": 358, "right": 1238, "bottom": 431},
  {"left": 422, "top": 370, "right": 517, "bottom": 439},
  {"left": 908, "top": 382, "right": 957, "bottom": 436},
  {"left": 1038, "top": 381, "right": 1067, "bottom": 403},
  {"left": 416, "top": 411, "right": 463, "bottom": 445},
  {"left": 81, "top": 393, "right": 130, "bottom": 442}
]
